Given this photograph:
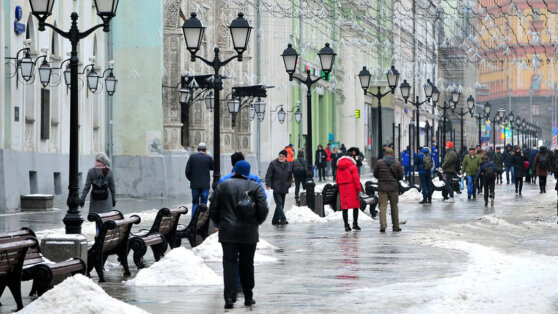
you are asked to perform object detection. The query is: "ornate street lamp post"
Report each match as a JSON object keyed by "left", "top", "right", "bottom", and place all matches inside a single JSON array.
[
  {"left": 399, "top": 79, "right": 438, "bottom": 151},
  {"left": 182, "top": 12, "right": 252, "bottom": 189},
  {"left": 491, "top": 107, "right": 506, "bottom": 149},
  {"left": 281, "top": 43, "right": 336, "bottom": 211},
  {"left": 358, "top": 65, "right": 400, "bottom": 158},
  {"left": 29, "top": 0, "right": 119, "bottom": 234},
  {"left": 452, "top": 94, "right": 473, "bottom": 153}
]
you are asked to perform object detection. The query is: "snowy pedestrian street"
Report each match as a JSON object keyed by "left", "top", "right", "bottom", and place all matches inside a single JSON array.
[{"left": 2, "top": 179, "right": 558, "bottom": 313}]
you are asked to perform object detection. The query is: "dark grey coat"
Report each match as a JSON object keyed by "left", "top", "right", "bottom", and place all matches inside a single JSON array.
[
  {"left": 80, "top": 168, "right": 116, "bottom": 214},
  {"left": 209, "top": 177, "right": 268, "bottom": 244},
  {"left": 265, "top": 159, "right": 293, "bottom": 194},
  {"left": 185, "top": 152, "right": 214, "bottom": 189}
]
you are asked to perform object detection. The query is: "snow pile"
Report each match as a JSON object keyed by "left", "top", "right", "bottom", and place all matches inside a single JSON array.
[
  {"left": 476, "top": 215, "right": 521, "bottom": 229},
  {"left": 432, "top": 177, "right": 444, "bottom": 187},
  {"left": 126, "top": 247, "right": 221, "bottom": 286},
  {"left": 324, "top": 206, "right": 335, "bottom": 216},
  {"left": 325, "top": 210, "right": 373, "bottom": 222},
  {"left": 192, "top": 233, "right": 277, "bottom": 263},
  {"left": 285, "top": 206, "right": 327, "bottom": 224},
  {"left": 18, "top": 274, "right": 147, "bottom": 314},
  {"left": 398, "top": 188, "right": 423, "bottom": 202}
]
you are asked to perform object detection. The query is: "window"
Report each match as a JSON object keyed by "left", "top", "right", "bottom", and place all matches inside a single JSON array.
[
  {"left": 53, "top": 172, "right": 62, "bottom": 195},
  {"left": 41, "top": 89, "right": 50, "bottom": 140},
  {"left": 29, "top": 171, "right": 38, "bottom": 194}
]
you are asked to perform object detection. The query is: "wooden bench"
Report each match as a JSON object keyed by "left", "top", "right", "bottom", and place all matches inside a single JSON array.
[
  {"left": 87, "top": 210, "right": 124, "bottom": 232},
  {"left": 129, "top": 206, "right": 188, "bottom": 268},
  {"left": 87, "top": 215, "right": 140, "bottom": 282},
  {"left": 0, "top": 228, "right": 86, "bottom": 303},
  {"left": 0, "top": 237, "right": 38, "bottom": 310},
  {"left": 176, "top": 204, "right": 210, "bottom": 248}
]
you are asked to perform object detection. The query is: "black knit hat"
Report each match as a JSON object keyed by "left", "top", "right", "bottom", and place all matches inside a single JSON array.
[{"left": 279, "top": 150, "right": 288, "bottom": 157}]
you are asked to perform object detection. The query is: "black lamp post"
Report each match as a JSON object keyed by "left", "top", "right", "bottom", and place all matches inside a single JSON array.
[
  {"left": 358, "top": 65, "right": 400, "bottom": 158},
  {"left": 435, "top": 90, "right": 457, "bottom": 160},
  {"left": 400, "top": 79, "right": 438, "bottom": 151},
  {"left": 521, "top": 119, "right": 527, "bottom": 145},
  {"left": 182, "top": 12, "right": 252, "bottom": 189},
  {"left": 29, "top": 0, "right": 118, "bottom": 234},
  {"left": 508, "top": 111, "right": 515, "bottom": 147},
  {"left": 281, "top": 43, "right": 336, "bottom": 211},
  {"left": 473, "top": 102, "right": 491, "bottom": 147},
  {"left": 452, "top": 94, "right": 473, "bottom": 153},
  {"left": 491, "top": 107, "right": 506, "bottom": 149}
]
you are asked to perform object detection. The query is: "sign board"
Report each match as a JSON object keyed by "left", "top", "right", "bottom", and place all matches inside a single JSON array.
[
  {"left": 14, "top": 6, "right": 25, "bottom": 35},
  {"left": 355, "top": 110, "right": 360, "bottom": 118}
]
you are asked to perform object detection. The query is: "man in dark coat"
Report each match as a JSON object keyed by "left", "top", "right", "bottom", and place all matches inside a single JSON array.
[
  {"left": 265, "top": 150, "right": 293, "bottom": 225},
  {"left": 185, "top": 142, "right": 214, "bottom": 218},
  {"left": 373, "top": 148, "right": 404, "bottom": 232},
  {"left": 493, "top": 146, "right": 504, "bottom": 184},
  {"left": 442, "top": 141, "right": 458, "bottom": 202},
  {"left": 292, "top": 150, "right": 308, "bottom": 206},
  {"left": 503, "top": 144, "right": 514, "bottom": 184},
  {"left": 512, "top": 146, "right": 527, "bottom": 195},
  {"left": 209, "top": 161, "right": 268, "bottom": 309}
]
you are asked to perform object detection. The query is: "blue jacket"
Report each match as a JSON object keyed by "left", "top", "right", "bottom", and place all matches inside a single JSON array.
[
  {"left": 432, "top": 146, "right": 439, "bottom": 168},
  {"left": 529, "top": 149, "right": 538, "bottom": 169},
  {"left": 475, "top": 161, "right": 497, "bottom": 181},
  {"left": 414, "top": 149, "right": 432, "bottom": 175},
  {"left": 401, "top": 150, "right": 410, "bottom": 167}
]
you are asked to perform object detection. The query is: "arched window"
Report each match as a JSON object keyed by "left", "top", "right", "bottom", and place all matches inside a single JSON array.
[
  {"left": 93, "top": 35, "right": 98, "bottom": 57},
  {"left": 25, "top": 14, "right": 36, "bottom": 51},
  {"left": 51, "top": 22, "right": 60, "bottom": 57},
  {"left": 531, "top": 74, "right": 540, "bottom": 90}
]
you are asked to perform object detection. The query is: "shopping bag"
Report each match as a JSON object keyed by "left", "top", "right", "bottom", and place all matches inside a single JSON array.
[{"left": 460, "top": 177, "right": 464, "bottom": 191}]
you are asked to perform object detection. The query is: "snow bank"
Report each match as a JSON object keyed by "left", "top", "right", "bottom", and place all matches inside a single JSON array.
[
  {"left": 192, "top": 233, "right": 277, "bottom": 263},
  {"left": 285, "top": 206, "right": 327, "bottom": 224},
  {"left": 126, "top": 247, "right": 221, "bottom": 286},
  {"left": 398, "top": 188, "right": 423, "bottom": 202},
  {"left": 18, "top": 274, "right": 147, "bottom": 314}
]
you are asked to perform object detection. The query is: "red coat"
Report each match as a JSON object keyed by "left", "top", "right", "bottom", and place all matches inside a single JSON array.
[{"left": 335, "top": 156, "right": 362, "bottom": 210}]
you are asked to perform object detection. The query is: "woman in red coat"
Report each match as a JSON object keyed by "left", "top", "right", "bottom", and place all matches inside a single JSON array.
[{"left": 336, "top": 151, "right": 363, "bottom": 231}]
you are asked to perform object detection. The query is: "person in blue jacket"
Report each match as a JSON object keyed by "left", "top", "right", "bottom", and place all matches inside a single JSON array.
[
  {"left": 401, "top": 146, "right": 411, "bottom": 181},
  {"left": 415, "top": 147, "right": 434, "bottom": 204},
  {"left": 432, "top": 145, "right": 439, "bottom": 171}
]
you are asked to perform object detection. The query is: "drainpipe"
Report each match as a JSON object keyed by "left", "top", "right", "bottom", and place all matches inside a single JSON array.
[
  {"left": 256, "top": 0, "right": 262, "bottom": 176},
  {"left": 298, "top": 0, "right": 303, "bottom": 151},
  {"left": 332, "top": 0, "right": 337, "bottom": 144},
  {"left": 106, "top": 28, "right": 114, "bottom": 161}
]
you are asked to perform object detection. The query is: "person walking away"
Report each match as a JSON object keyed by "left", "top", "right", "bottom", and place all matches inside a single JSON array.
[
  {"left": 292, "top": 150, "right": 308, "bottom": 206},
  {"left": 530, "top": 145, "right": 538, "bottom": 184},
  {"left": 285, "top": 144, "right": 295, "bottom": 164},
  {"left": 336, "top": 153, "right": 363, "bottom": 231},
  {"left": 476, "top": 156, "right": 497, "bottom": 207},
  {"left": 315, "top": 145, "right": 327, "bottom": 182},
  {"left": 442, "top": 141, "right": 458, "bottom": 203},
  {"left": 219, "top": 152, "right": 264, "bottom": 189},
  {"left": 265, "top": 150, "right": 293, "bottom": 225},
  {"left": 325, "top": 143, "right": 332, "bottom": 179},
  {"left": 475, "top": 145, "right": 485, "bottom": 193},
  {"left": 348, "top": 147, "right": 364, "bottom": 175},
  {"left": 503, "top": 144, "right": 514, "bottom": 184},
  {"left": 493, "top": 147, "right": 504, "bottom": 184},
  {"left": 401, "top": 147, "right": 411, "bottom": 181},
  {"left": 535, "top": 146, "right": 551, "bottom": 193},
  {"left": 512, "top": 146, "right": 527, "bottom": 195},
  {"left": 462, "top": 148, "right": 481, "bottom": 200},
  {"left": 209, "top": 161, "right": 268, "bottom": 309},
  {"left": 331, "top": 146, "right": 341, "bottom": 180},
  {"left": 522, "top": 145, "right": 531, "bottom": 183},
  {"left": 80, "top": 152, "right": 116, "bottom": 214},
  {"left": 185, "top": 142, "right": 214, "bottom": 218},
  {"left": 340, "top": 143, "right": 347, "bottom": 155},
  {"left": 373, "top": 148, "right": 404, "bottom": 232},
  {"left": 416, "top": 147, "right": 434, "bottom": 204}
]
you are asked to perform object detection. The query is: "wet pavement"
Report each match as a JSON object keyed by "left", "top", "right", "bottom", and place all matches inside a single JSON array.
[{"left": 2, "top": 177, "right": 558, "bottom": 313}]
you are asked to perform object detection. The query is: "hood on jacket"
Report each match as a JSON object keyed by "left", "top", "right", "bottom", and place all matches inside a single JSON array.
[
  {"left": 421, "top": 147, "right": 430, "bottom": 154},
  {"left": 337, "top": 155, "right": 356, "bottom": 169},
  {"left": 384, "top": 156, "right": 396, "bottom": 165}
]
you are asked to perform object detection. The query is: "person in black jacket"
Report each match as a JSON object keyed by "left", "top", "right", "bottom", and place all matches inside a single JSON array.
[
  {"left": 209, "top": 160, "right": 268, "bottom": 309},
  {"left": 331, "top": 146, "right": 341, "bottom": 180},
  {"left": 185, "top": 142, "right": 214, "bottom": 218},
  {"left": 315, "top": 145, "right": 327, "bottom": 181},
  {"left": 265, "top": 150, "right": 293, "bottom": 225},
  {"left": 502, "top": 144, "right": 514, "bottom": 184},
  {"left": 512, "top": 146, "right": 527, "bottom": 195},
  {"left": 292, "top": 150, "right": 307, "bottom": 206}
]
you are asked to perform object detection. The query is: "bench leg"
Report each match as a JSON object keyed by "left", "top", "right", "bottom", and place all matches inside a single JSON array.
[
  {"left": 152, "top": 241, "right": 167, "bottom": 262},
  {"left": 94, "top": 254, "right": 106, "bottom": 283},
  {"left": 7, "top": 280, "right": 24, "bottom": 311},
  {"left": 118, "top": 250, "right": 131, "bottom": 276},
  {"left": 29, "top": 279, "right": 38, "bottom": 296},
  {"left": 132, "top": 246, "right": 147, "bottom": 269}
]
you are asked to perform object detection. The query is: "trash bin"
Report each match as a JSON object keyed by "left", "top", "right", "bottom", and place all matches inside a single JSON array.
[{"left": 299, "top": 192, "right": 325, "bottom": 217}]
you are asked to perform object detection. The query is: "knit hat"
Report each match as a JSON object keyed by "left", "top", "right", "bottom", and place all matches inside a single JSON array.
[
  {"left": 232, "top": 160, "right": 250, "bottom": 178},
  {"left": 95, "top": 152, "right": 111, "bottom": 166},
  {"left": 279, "top": 150, "right": 288, "bottom": 157},
  {"left": 445, "top": 141, "right": 454, "bottom": 148},
  {"left": 197, "top": 142, "right": 207, "bottom": 151}
]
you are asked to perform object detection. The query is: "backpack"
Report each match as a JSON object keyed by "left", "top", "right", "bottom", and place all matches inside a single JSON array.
[
  {"left": 485, "top": 164, "right": 496, "bottom": 180},
  {"left": 91, "top": 174, "right": 109, "bottom": 200},
  {"left": 539, "top": 154, "right": 549, "bottom": 170},
  {"left": 423, "top": 154, "right": 433, "bottom": 170}
]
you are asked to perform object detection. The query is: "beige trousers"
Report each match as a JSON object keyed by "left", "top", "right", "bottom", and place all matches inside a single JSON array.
[{"left": 379, "top": 191, "right": 399, "bottom": 230}]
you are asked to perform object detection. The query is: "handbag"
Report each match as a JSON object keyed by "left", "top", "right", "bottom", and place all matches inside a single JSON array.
[{"left": 235, "top": 180, "right": 256, "bottom": 223}]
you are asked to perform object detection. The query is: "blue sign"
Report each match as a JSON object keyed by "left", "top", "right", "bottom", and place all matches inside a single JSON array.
[
  {"left": 14, "top": 21, "right": 25, "bottom": 35},
  {"left": 15, "top": 6, "right": 22, "bottom": 21},
  {"left": 553, "top": 128, "right": 557, "bottom": 136}
]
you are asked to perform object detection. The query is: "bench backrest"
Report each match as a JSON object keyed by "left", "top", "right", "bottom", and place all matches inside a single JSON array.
[
  {"left": 96, "top": 215, "right": 141, "bottom": 253},
  {"left": 0, "top": 238, "right": 38, "bottom": 277},
  {"left": 88, "top": 210, "right": 124, "bottom": 231},
  {"left": 151, "top": 206, "right": 188, "bottom": 236},
  {"left": 0, "top": 228, "right": 44, "bottom": 267}
]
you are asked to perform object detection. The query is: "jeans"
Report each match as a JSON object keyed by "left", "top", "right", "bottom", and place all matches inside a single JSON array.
[
  {"left": 483, "top": 178, "right": 495, "bottom": 204},
  {"left": 443, "top": 173, "right": 456, "bottom": 198},
  {"left": 272, "top": 193, "right": 286, "bottom": 223},
  {"left": 191, "top": 188, "right": 209, "bottom": 218},
  {"left": 466, "top": 175, "right": 477, "bottom": 197},
  {"left": 221, "top": 243, "right": 257, "bottom": 302},
  {"left": 294, "top": 177, "right": 304, "bottom": 199},
  {"left": 505, "top": 166, "right": 514, "bottom": 183},
  {"left": 419, "top": 173, "right": 433, "bottom": 200}
]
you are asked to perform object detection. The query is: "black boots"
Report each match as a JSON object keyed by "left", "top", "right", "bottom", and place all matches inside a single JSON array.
[
  {"left": 345, "top": 224, "right": 351, "bottom": 232},
  {"left": 419, "top": 199, "right": 428, "bottom": 204},
  {"left": 225, "top": 299, "right": 234, "bottom": 309},
  {"left": 352, "top": 222, "right": 361, "bottom": 231}
]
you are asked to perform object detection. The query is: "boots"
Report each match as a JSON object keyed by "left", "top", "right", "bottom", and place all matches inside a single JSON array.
[
  {"left": 344, "top": 224, "right": 351, "bottom": 232},
  {"left": 427, "top": 197, "right": 432, "bottom": 203},
  {"left": 419, "top": 199, "right": 428, "bottom": 204},
  {"left": 352, "top": 222, "right": 361, "bottom": 231},
  {"left": 295, "top": 196, "right": 300, "bottom": 206}
]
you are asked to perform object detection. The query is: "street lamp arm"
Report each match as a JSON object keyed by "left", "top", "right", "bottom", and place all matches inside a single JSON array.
[
  {"left": 77, "top": 23, "right": 107, "bottom": 40},
  {"left": 290, "top": 75, "right": 305, "bottom": 84},
  {"left": 41, "top": 22, "right": 70, "bottom": 38}
]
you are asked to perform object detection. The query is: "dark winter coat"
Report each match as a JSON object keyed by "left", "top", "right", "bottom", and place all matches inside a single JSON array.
[
  {"left": 185, "top": 152, "right": 214, "bottom": 189},
  {"left": 265, "top": 159, "right": 293, "bottom": 194},
  {"left": 80, "top": 168, "right": 116, "bottom": 214},
  {"left": 293, "top": 157, "right": 308, "bottom": 181},
  {"left": 493, "top": 152, "right": 504, "bottom": 171},
  {"left": 534, "top": 152, "right": 551, "bottom": 177},
  {"left": 373, "top": 156, "right": 404, "bottom": 193},
  {"left": 475, "top": 161, "right": 497, "bottom": 182},
  {"left": 442, "top": 148, "right": 458, "bottom": 174},
  {"left": 315, "top": 149, "right": 327, "bottom": 168},
  {"left": 462, "top": 154, "right": 481, "bottom": 176},
  {"left": 335, "top": 156, "right": 362, "bottom": 210},
  {"left": 209, "top": 176, "right": 268, "bottom": 244},
  {"left": 331, "top": 152, "right": 341, "bottom": 169},
  {"left": 529, "top": 149, "right": 538, "bottom": 171},
  {"left": 511, "top": 152, "right": 527, "bottom": 178},
  {"left": 502, "top": 149, "right": 513, "bottom": 167}
]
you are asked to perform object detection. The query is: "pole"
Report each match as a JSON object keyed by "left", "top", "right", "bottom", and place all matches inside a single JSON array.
[
  {"left": 460, "top": 107, "right": 465, "bottom": 152},
  {"left": 305, "top": 78, "right": 315, "bottom": 211},
  {"left": 211, "top": 49, "right": 223, "bottom": 190},
  {"left": 492, "top": 119, "right": 496, "bottom": 149},
  {"left": 378, "top": 87, "right": 383, "bottom": 159},
  {"left": 415, "top": 96, "right": 420, "bottom": 150},
  {"left": 512, "top": 127, "right": 514, "bottom": 148},
  {"left": 397, "top": 123, "right": 401, "bottom": 160},
  {"left": 442, "top": 102, "right": 447, "bottom": 160},
  {"left": 63, "top": 13, "right": 83, "bottom": 234},
  {"left": 478, "top": 116, "right": 482, "bottom": 146}
]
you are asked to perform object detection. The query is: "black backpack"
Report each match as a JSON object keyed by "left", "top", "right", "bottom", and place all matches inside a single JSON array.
[
  {"left": 423, "top": 154, "right": 433, "bottom": 170},
  {"left": 91, "top": 174, "right": 109, "bottom": 200},
  {"left": 539, "top": 154, "right": 549, "bottom": 170},
  {"left": 485, "top": 164, "right": 496, "bottom": 180}
]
